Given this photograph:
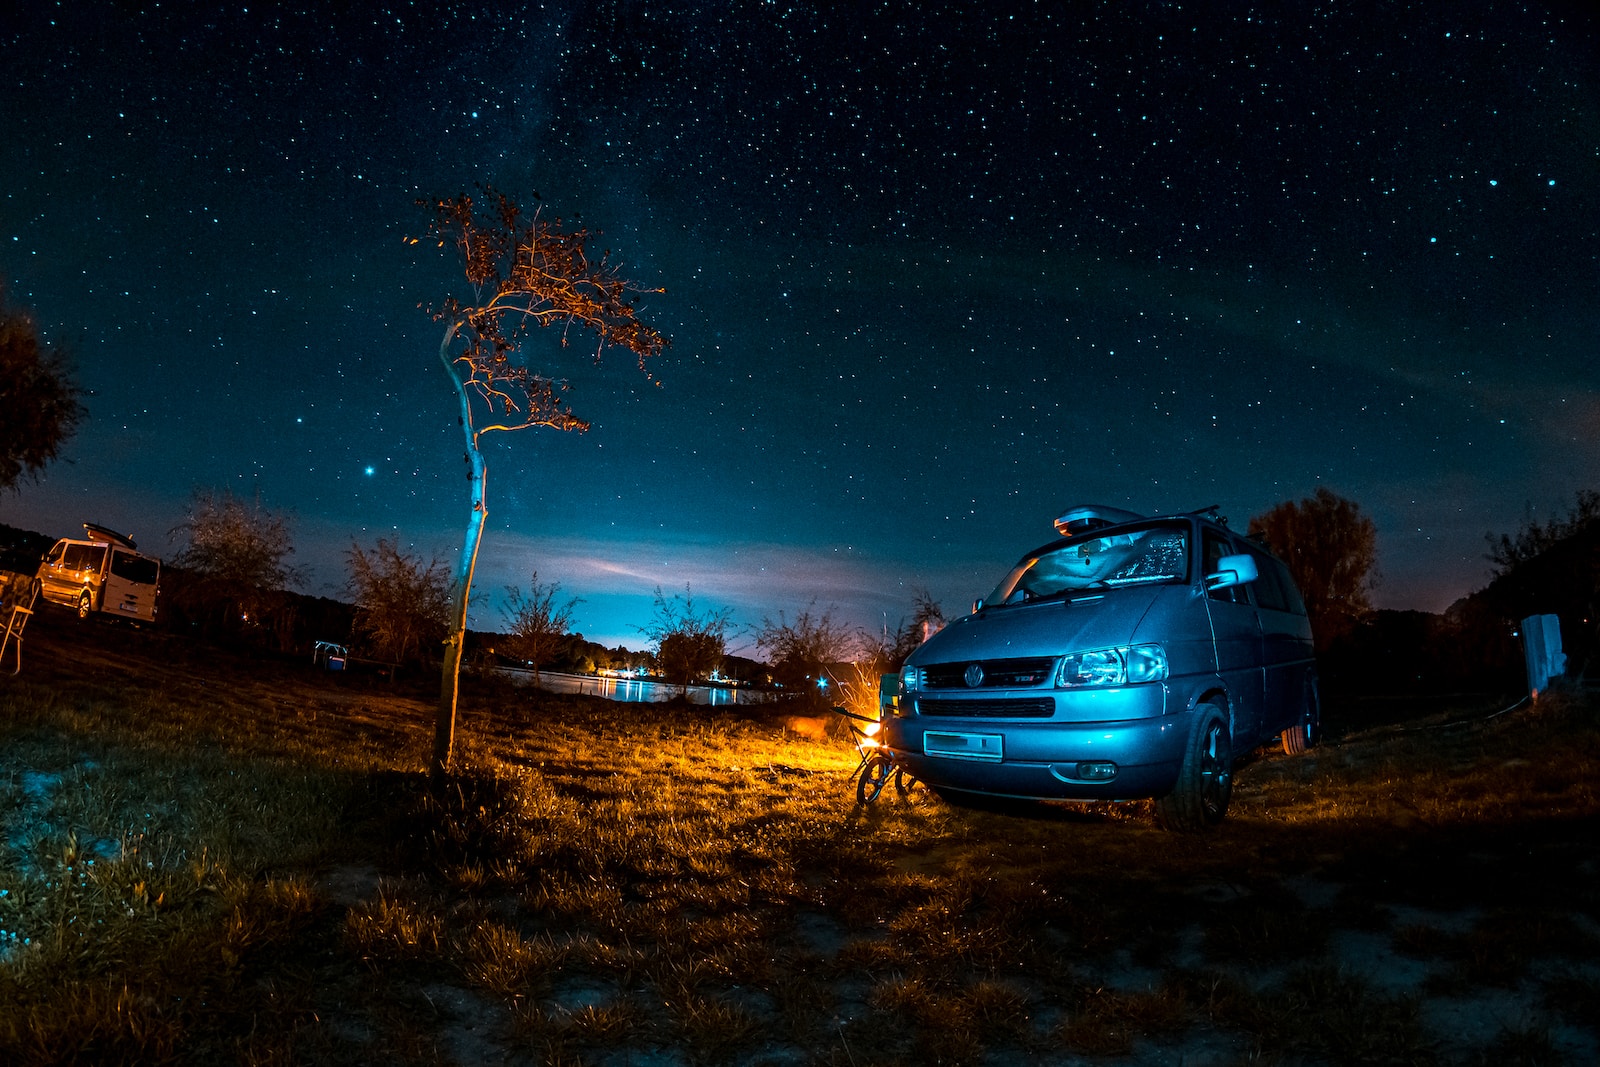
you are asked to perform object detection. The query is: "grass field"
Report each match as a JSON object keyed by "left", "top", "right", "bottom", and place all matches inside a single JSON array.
[{"left": 2, "top": 610, "right": 1597, "bottom": 1065}]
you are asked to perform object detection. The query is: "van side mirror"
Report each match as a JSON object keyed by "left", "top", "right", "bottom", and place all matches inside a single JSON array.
[
  {"left": 1206, "top": 553, "right": 1259, "bottom": 591},
  {"left": 972, "top": 598, "right": 985, "bottom": 614}
]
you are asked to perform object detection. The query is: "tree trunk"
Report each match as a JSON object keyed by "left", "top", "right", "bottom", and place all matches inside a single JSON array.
[{"left": 434, "top": 323, "right": 484, "bottom": 781}]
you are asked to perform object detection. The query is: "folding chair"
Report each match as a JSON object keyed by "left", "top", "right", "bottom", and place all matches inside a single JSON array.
[{"left": 2, "top": 582, "right": 38, "bottom": 675}]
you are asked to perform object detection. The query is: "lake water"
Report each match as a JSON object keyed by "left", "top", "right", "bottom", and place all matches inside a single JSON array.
[{"left": 502, "top": 669, "right": 773, "bottom": 705}]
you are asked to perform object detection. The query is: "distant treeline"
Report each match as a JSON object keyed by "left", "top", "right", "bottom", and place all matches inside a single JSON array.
[
  {"left": 0, "top": 523, "right": 52, "bottom": 574},
  {"left": 1320, "top": 499, "right": 1599, "bottom": 695},
  {"left": 7, "top": 510, "right": 1596, "bottom": 697},
  {"left": 0, "top": 521, "right": 743, "bottom": 680}
]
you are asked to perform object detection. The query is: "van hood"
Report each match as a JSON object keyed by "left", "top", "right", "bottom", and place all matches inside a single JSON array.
[{"left": 910, "top": 586, "right": 1168, "bottom": 664}]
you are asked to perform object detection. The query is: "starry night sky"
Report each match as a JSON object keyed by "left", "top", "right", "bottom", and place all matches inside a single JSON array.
[{"left": 3, "top": 2, "right": 1596, "bottom": 649}]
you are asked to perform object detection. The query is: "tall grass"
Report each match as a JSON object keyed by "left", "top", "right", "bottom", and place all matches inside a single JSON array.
[{"left": 3, "top": 621, "right": 1598, "bottom": 1063}]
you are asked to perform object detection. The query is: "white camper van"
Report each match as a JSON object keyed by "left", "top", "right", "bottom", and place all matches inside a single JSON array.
[{"left": 34, "top": 523, "right": 162, "bottom": 622}]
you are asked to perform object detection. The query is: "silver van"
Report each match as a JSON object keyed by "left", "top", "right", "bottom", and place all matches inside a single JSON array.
[
  {"left": 881, "top": 506, "right": 1318, "bottom": 830},
  {"left": 34, "top": 523, "right": 162, "bottom": 623}
]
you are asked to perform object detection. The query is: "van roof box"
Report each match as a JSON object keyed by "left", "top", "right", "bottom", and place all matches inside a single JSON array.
[
  {"left": 1053, "top": 505, "right": 1143, "bottom": 537},
  {"left": 82, "top": 522, "right": 138, "bottom": 550}
]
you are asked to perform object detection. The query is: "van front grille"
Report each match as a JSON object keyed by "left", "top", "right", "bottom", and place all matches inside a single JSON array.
[
  {"left": 916, "top": 698, "right": 1055, "bottom": 719},
  {"left": 923, "top": 657, "right": 1056, "bottom": 689}
]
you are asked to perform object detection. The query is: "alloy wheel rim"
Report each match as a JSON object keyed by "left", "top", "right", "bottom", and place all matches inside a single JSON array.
[{"left": 1199, "top": 720, "right": 1232, "bottom": 816}]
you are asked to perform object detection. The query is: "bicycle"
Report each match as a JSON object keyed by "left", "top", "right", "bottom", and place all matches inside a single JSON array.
[{"left": 832, "top": 706, "right": 917, "bottom": 804}]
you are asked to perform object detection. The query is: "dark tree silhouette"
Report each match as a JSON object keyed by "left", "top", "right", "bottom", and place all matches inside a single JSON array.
[
  {"left": 501, "top": 571, "right": 580, "bottom": 685},
  {"left": 640, "top": 585, "right": 730, "bottom": 695},
  {"left": 755, "top": 602, "right": 863, "bottom": 705},
  {"left": 0, "top": 286, "right": 86, "bottom": 497},
  {"left": 1485, "top": 490, "right": 1600, "bottom": 574},
  {"left": 419, "top": 188, "right": 667, "bottom": 774},
  {"left": 858, "top": 588, "right": 946, "bottom": 674},
  {"left": 887, "top": 588, "right": 946, "bottom": 669},
  {"left": 1249, "top": 487, "right": 1377, "bottom": 650},
  {"left": 1479, "top": 490, "right": 1600, "bottom": 679},
  {"left": 170, "top": 488, "right": 301, "bottom": 640},
  {"left": 346, "top": 539, "right": 451, "bottom": 669}
]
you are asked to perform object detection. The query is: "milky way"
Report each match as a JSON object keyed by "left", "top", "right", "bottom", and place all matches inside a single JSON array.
[{"left": 2, "top": 3, "right": 1595, "bottom": 647}]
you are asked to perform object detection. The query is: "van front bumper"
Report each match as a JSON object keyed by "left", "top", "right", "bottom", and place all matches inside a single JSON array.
[{"left": 881, "top": 686, "right": 1192, "bottom": 801}]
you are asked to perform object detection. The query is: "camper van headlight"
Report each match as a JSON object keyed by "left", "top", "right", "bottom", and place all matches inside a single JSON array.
[
  {"left": 1057, "top": 644, "right": 1168, "bottom": 687},
  {"left": 900, "top": 665, "right": 924, "bottom": 692}
]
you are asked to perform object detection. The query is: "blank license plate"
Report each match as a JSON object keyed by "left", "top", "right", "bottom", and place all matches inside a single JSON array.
[{"left": 923, "top": 731, "right": 1004, "bottom": 762}]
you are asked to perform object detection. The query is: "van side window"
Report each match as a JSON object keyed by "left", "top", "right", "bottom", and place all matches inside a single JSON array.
[
  {"left": 1271, "top": 557, "right": 1307, "bottom": 616},
  {"left": 67, "top": 544, "right": 107, "bottom": 573},
  {"left": 1202, "top": 531, "right": 1249, "bottom": 604},
  {"left": 1249, "top": 550, "right": 1292, "bottom": 613}
]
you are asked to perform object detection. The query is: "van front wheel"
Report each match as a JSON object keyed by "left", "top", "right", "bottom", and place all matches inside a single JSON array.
[
  {"left": 1154, "top": 704, "right": 1233, "bottom": 832},
  {"left": 77, "top": 591, "right": 93, "bottom": 619}
]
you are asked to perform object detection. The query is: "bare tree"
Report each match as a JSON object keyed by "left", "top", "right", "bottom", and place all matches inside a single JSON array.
[
  {"left": 418, "top": 188, "right": 668, "bottom": 775},
  {"left": 501, "top": 571, "right": 580, "bottom": 685},
  {"left": 887, "top": 588, "right": 946, "bottom": 669},
  {"left": 1479, "top": 490, "right": 1600, "bottom": 673},
  {"left": 346, "top": 539, "right": 451, "bottom": 670},
  {"left": 755, "top": 601, "right": 864, "bottom": 704},
  {"left": 0, "top": 285, "right": 86, "bottom": 497},
  {"left": 640, "top": 585, "right": 730, "bottom": 695},
  {"left": 170, "top": 488, "right": 301, "bottom": 640},
  {"left": 1486, "top": 490, "right": 1600, "bottom": 574},
  {"left": 1249, "top": 488, "right": 1377, "bottom": 649}
]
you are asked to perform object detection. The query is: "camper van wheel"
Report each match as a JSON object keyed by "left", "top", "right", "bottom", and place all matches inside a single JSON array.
[
  {"left": 77, "top": 591, "right": 93, "bottom": 619},
  {"left": 1155, "top": 703, "right": 1233, "bottom": 832},
  {"left": 1281, "top": 677, "right": 1321, "bottom": 756}
]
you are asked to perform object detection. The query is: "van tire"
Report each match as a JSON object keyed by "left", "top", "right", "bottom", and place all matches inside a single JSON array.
[
  {"left": 77, "top": 590, "right": 93, "bottom": 619},
  {"left": 1281, "top": 677, "right": 1321, "bottom": 756},
  {"left": 1155, "top": 703, "right": 1233, "bottom": 832}
]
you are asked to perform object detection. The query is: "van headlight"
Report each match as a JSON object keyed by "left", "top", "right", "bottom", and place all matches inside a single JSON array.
[
  {"left": 1057, "top": 644, "right": 1168, "bottom": 687},
  {"left": 901, "top": 665, "right": 924, "bottom": 692}
]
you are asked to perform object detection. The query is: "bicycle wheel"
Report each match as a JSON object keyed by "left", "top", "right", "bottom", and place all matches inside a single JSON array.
[
  {"left": 893, "top": 767, "right": 917, "bottom": 797},
  {"left": 857, "top": 753, "right": 893, "bottom": 804}
]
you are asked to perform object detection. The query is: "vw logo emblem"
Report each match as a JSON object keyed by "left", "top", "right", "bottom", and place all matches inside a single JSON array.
[{"left": 964, "top": 663, "right": 985, "bottom": 688}]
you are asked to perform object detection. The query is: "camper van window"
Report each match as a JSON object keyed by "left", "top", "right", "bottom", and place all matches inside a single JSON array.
[
  {"left": 1202, "top": 531, "right": 1249, "bottom": 604},
  {"left": 1248, "top": 551, "right": 1292, "bottom": 613},
  {"left": 1268, "top": 556, "right": 1307, "bottom": 617},
  {"left": 63, "top": 544, "right": 107, "bottom": 573},
  {"left": 110, "top": 550, "right": 159, "bottom": 585}
]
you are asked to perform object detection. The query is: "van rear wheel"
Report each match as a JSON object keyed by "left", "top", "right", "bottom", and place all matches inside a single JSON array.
[
  {"left": 1154, "top": 703, "right": 1233, "bottom": 832},
  {"left": 1281, "top": 677, "right": 1321, "bottom": 756}
]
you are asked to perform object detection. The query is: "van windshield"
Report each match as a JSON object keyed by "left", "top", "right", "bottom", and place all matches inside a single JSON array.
[{"left": 987, "top": 521, "right": 1191, "bottom": 605}]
